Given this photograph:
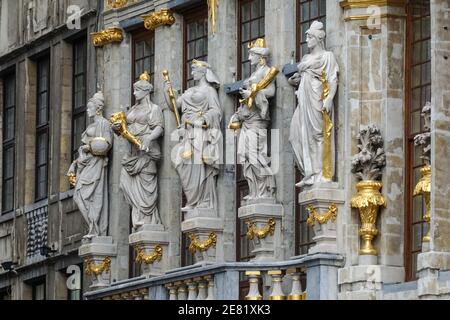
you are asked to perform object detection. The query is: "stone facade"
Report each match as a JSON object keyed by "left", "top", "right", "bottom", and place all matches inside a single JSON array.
[{"left": 0, "top": 0, "right": 449, "bottom": 300}]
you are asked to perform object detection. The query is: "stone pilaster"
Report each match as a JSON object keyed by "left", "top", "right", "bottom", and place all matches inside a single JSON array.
[
  {"left": 153, "top": 8, "right": 184, "bottom": 270},
  {"left": 339, "top": 0, "right": 407, "bottom": 268},
  {"left": 207, "top": 0, "right": 238, "bottom": 264},
  {"left": 98, "top": 31, "right": 132, "bottom": 282},
  {"left": 265, "top": 0, "right": 297, "bottom": 260}
]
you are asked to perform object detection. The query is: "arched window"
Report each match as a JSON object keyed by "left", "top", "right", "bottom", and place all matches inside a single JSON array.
[{"left": 405, "top": 0, "right": 431, "bottom": 281}]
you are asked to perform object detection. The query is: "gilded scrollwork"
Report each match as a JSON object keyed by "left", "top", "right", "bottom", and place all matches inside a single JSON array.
[
  {"left": 142, "top": 9, "right": 175, "bottom": 31},
  {"left": 91, "top": 27, "right": 124, "bottom": 47}
]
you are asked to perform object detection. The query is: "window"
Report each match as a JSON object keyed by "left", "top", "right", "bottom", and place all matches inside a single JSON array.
[
  {"left": 35, "top": 56, "right": 50, "bottom": 201},
  {"left": 72, "top": 38, "right": 87, "bottom": 161},
  {"left": 2, "top": 73, "right": 15, "bottom": 214},
  {"left": 405, "top": 0, "right": 431, "bottom": 281},
  {"left": 183, "top": 7, "right": 208, "bottom": 89},
  {"left": 132, "top": 30, "right": 155, "bottom": 87},
  {"left": 296, "top": 0, "right": 326, "bottom": 60},
  {"left": 238, "top": 0, "right": 265, "bottom": 80},
  {"left": 31, "top": 277, "right": 46, "bottom": 300},
  {"left": 0, "top": 287, "right": 11, "bottom": 300}
]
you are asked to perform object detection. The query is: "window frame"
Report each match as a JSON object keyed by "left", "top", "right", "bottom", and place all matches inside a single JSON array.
[
  {"left": 131, "top": 29, "right": 155, "bottom": 103},
  {"left": 183, "top": 6, "right": 209, "bottom": 90},
  {"left": 35, "top": 55, "right": 50, "bottom": 202},
  {"left": 404, "top": 0, "right": 431, "bottom": 282},
  {"left": 30, "top": 277, "right": 46, "bottom": 300},
  {"left": 71, "top": 37, "right": 87, "bottom": 161},
  {"left": 237, "top": 0, "right": 266, "bottom": 81},
  {"left": 2, "top": 72, "right": 16, "bottom": 214},
  {"left": 295, "top": 0, "right": 327, "bottom": 61}
]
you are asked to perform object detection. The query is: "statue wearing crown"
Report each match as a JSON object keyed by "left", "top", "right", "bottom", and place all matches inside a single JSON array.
[
  {"left": 163, "top": 60, "right": 223, "bottom": 211},
  {"left": 67, "top": 91, "right": 113, "bottom": 239},
  {"left": 229, "top": 38, "right": 279, "bottom": 201},
  {"left": 111, "top": 72, "right": 165, "bottom": 230},
  {"left": 288, "top": 21, "right": 339, "bottom": 187}
]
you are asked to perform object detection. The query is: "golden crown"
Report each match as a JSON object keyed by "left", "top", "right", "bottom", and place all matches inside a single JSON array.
[
  {"left": 139, "top": 71, "right": 151, "bottom": 82},
  {"left": 248, "top": 38, "right": 266, "bottom": 49},
  {"left": 192, "top": 59, "right": 209, "bottom": 68}
]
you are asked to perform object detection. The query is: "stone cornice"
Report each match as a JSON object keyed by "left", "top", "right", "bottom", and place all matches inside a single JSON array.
[{"left": 340, "top": 0, "right": 406, "bottom": 9}]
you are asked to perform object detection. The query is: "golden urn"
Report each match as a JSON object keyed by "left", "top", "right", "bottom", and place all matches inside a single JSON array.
[{"left": 350, "top": 180, "right": 386, "bottom": 255}]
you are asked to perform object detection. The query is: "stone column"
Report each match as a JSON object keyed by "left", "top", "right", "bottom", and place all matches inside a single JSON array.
[
  {"left": 153, "top": 8, "right": 184, "bottom": 271},
  {"left": 336, "top": 0, "right": 406, "bottom": 298},
  {"left": 417, "top": 0, "right": 450, "bottom": 299}
]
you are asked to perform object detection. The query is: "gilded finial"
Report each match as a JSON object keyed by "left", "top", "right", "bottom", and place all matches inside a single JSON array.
[
  {"left": 248, "top": 38, "right": 266, "bottom": 49},
  {"left": 140, "top": 71, "right": 151, "bottom": 82}
]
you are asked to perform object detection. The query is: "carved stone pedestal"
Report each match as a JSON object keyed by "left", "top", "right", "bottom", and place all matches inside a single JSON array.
[
  {"left": 129, "top": 224, "right": 169, "bottom": 277},
  {"left": 338, "top": 265, "right": 404, "bottom": 300},
  {"left": 181, "top": 208, "right": 224, "bottom": 265},
  {"left": 79, "top": 236, "right": 117, "bottom": 289},
  {"left": 298, "top": 183, "right": 345, "bottom": 255},
  {"left": 238, "top": 200, "right": 283, "bottom": 262}
]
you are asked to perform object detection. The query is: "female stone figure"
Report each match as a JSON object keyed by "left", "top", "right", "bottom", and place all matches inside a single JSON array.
[
  {"left": 113, "top": 73, "right": 164, "bottom": 230},
  {"left": 289, "top": 21, "right": 339, "bottom": 187},
  {"left": 229, "top": 38, "right": 277, "bottom": 201},
  {"left": 164, "top": 60, "right": 222, "bottom": 211},
  {"left": 67, "top": 92, "right": 113, "bottom": 239}
]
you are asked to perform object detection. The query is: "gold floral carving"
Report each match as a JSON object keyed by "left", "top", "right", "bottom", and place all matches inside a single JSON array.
[
  {"left": 85, "top": 256, "right": 111, "bottom": 276},
  {"left": 188, "top": 233, "right": 217, "bottom": 254},
  {"left": 246, "top": 218, "right": 276, "bottom": 240},
  {"left": 306, "top": 204, "right": 338, "bottom": 226},
  {"left": 91, "top": 28, "right": 124, "bottom": 47},
  {"left": 68, "top": 172, "right": 77, "bottom": 187},
  {"left": 142, "top": 9, "right": 175, "bottom": 31},
  {"left": 135, "top": 245, "right": 163, "bottom": 265}
]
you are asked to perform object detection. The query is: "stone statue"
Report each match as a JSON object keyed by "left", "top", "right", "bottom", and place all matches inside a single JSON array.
[
  {"left": 288, "top": 21, "right": 339, "bottom": 187},
  {"left": 163, "top": 60, "right": 222, "bottom": 211},
  {"left": 67, "top": 92, "right": 113, "bottom": 239},
  {"left": 112, "top": 72, "right": 164, "bottom": 230},
  {"left": 229, "top": 38, "right": 278, "bottom": 201}
]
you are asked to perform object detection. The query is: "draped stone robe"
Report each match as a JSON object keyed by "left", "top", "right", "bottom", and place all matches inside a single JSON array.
[
  {"left": 173, "top": 84, "right": 223, "bottom": 210},
  {"left": 72, "top": 117, "right": 113, "bottom": 237},
  {"left": 289, "top": 50, "right": 339, "bottom": 186},
  {"left": 120, "top": 101, "right": 164, "bottom": 228},
  {"left": 234, "top": 64, "right": 276, "bottom": 200}
]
